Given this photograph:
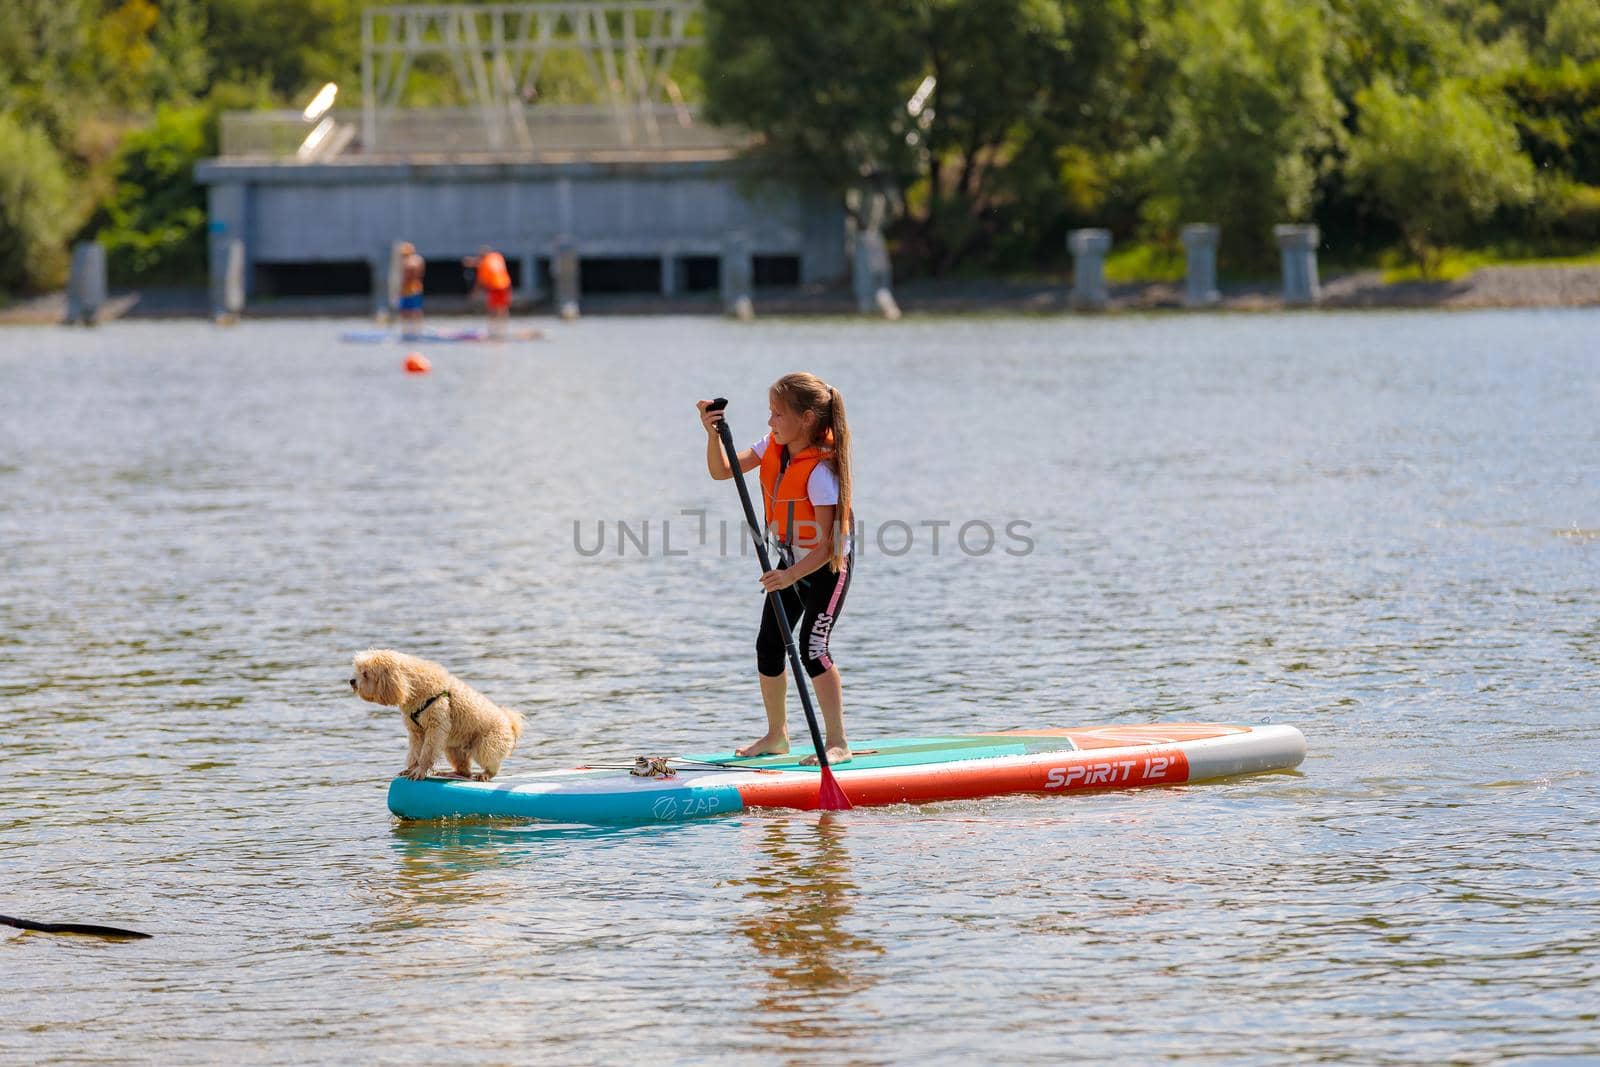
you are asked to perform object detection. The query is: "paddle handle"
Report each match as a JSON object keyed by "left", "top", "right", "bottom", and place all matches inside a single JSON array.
[{"left": 711, "top": 407, "right": 835, "bottom": 776}]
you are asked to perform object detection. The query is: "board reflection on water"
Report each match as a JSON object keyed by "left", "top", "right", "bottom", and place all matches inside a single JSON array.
[
  {"left": 726, "top": 815, "right": 883, "bottom": 1023},
  {"left": 384, "top": 811, "right": 886, "bottom": 1046}
]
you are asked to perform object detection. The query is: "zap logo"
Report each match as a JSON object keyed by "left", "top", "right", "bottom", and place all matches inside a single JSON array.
[{"left": 652, "top": 793, "right": 723, "bottom": 820}]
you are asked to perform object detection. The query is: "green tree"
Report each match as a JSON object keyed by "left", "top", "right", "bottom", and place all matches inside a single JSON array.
[
  {"left": 0, "top": 1, "right": 93, "bottom": 147},
  {"left": 205, "top": 0, "right": 364, "bottom": 101},
  {"left": 1344, "top": 78, "right": 1536, "bottom": 272},
  {"left": 0, "top": 113, "right": 77, "bottom": 295},
  {"left": 1150, "top": 0, "right": 1342, "bottom": 270},
  {"left": 0, "top": 0, "right": 187, "bottom": 125},
  {"left": 1437, "top": 0, "right": 1595, "bottom": 66},
  {"left": 94, "top": 0, "right": 162, "bottom": 106},
  {"left": 1325, "top": 0, "right": 1481, "bottom": 98},
  {"left": 92, "top": 102, "right": 217, "bottom": 283},
  {"left": 146, "top": 0, "right": 211, "bottom": 104},
  {"left": 704, "top": 0, "right": 1133, "bottom": 274},
  {"left": 703, "top": 0, "right": 922, "bottom": 210},
  {"left": 1493, "top": 60, "right": 1600, "bottom": 183},
  {"left": 913, "top": 0, "right": 1130, "bottom": 272},
  {"left": 1544, "top": 0, "right": 1600, "bottom": 63}
]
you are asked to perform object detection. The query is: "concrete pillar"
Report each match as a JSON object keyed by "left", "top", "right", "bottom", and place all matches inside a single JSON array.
[
  {"left": 367, "top": 247, "right": 389, "bottom": 323},
  {"left": 1068, "top": 228, "right": 1112, "bottom": 310},
  {"left": 1181, "top": 224, "right": 1221, "bottom": 308},
  {"left": 1274, "top": 224, "right": 1321, "bottom": 306},
  {"left": 384, "top": 240, "right": 405, "bottom": 321},
  {"left": 210, "top": 238, "right": 245, "bottom": 323},
  {"left": 660, "top": 249, "right": 679, "bottom": 298},
  {"left": 553, "top": 237, "right": 579, "bottom": 321},
  {"left": 721, "top": 232, "right": 754, "bottom": 321},
  {"left": 206, "top": 183, "right": 248, "bottom": 320},
  {"left": 520, "top": 251, "right": 542, "bottom": 306},
  {"left": 223, "top": 240, "right": 245, "bottom": 319},
  {"left": 852, "top": 227, "right": 900, "bottom": 319},
  {"left": 65, "top": 242, "right": 107, "bottom": 326}
]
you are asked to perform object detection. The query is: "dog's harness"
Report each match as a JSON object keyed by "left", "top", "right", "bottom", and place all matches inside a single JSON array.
[{"left": 409, "top": 690, "right": 449, "bottom": 726}]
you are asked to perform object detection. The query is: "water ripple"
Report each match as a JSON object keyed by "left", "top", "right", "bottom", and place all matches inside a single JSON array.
[{"left": 1, "top": 311, "right": 1597, "bottom": 1063}]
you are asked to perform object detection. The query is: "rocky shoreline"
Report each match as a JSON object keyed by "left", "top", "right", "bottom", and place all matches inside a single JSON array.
[
  {"left": 888, "top": 263, "right": 1600, "bottom": 313},
  {"left": 3, "top": 262, "right": 1597, "bottom": 325}
]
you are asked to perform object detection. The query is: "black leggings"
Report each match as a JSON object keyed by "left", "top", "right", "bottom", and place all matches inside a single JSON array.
[{"left": 756, "top": 555, "right": 853, "bottom": 679}]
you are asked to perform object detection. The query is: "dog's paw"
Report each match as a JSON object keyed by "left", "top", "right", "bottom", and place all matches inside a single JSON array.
[{"left": 401, "top": 766, "right": 430, "bottom": 781}]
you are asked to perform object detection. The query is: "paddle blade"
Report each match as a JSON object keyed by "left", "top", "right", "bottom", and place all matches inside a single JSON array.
[
  {"left": 817, "top": 766, "right": 853, "bottom": 811},
  {"left": 0, "top": 914, "right": 151, "bottom": 940}
]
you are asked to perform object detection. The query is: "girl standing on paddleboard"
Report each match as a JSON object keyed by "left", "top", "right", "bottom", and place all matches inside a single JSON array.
[{"left": 698, "top": 373, "right": 855, "bottom": 765}]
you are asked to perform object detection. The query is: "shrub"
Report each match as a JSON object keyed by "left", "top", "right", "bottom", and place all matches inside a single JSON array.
[
  {"left": 1554, "top": 182, "right": 1600, "bottom": 241},
  {"left": 0, "top": 112, "right": 76, "bottom": 295},
  {"left": 1152, "top": 0, "right": 1341, "bottom": 271},
  {"left": 1492, "top": 61, "right": 1600, "bottom": 184},
  {"left": 1344, "top": 78, "right": 1536, "bottom": 274},
  {"left": 95, "top": 102, "right": 215, "bottom": 284}
]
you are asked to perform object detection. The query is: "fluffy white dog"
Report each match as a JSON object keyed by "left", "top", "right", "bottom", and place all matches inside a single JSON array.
[{"left": 350, "top": 649, "right": 524, "bottom": 781}]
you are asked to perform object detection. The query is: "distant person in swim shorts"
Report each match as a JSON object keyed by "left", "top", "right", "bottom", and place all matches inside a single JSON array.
[
  {"left": 468, "top": 247, "right": 513, "bottom": 339},
  {"left": 397, "top": 242, "right": 426, "bottom": 334}
]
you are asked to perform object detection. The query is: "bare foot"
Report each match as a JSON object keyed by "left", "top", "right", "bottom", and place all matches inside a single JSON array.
[
  {"left": 800, "top": 744, "right": 851, "bottom": 766},
  {"left": 735, "top": 733, "right": 790, "bottom": 757}
]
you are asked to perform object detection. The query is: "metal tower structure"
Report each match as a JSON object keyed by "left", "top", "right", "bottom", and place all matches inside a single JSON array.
[{"left": 361, "top": 1, "right": 701, "bottom": 153}]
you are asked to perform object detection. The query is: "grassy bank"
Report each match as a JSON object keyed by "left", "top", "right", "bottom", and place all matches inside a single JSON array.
[{"left": 1095, "top": 238, "right": 1600, "bottom": 287}]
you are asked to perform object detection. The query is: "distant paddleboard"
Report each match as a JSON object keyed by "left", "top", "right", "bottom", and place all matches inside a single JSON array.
[
  {"left": 340, "top": 327, "right": 544, "bottom": 344},
  {"left": 388, "top": 722, "right": 1306, "bottom": 825}
]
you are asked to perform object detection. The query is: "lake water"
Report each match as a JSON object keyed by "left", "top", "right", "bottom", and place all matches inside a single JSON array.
[{"left": 2, "top": 310, "right": 1597, "bottom": 1063}]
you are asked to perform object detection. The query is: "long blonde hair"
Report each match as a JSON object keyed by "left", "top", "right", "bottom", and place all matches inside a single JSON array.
[{"left": 771, "top": 371, "right": 853, "bottom": 570}]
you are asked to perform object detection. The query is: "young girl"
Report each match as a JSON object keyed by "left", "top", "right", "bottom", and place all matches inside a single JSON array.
[{"left": 698, "top": 373, "right": 854, "bottom": 765}]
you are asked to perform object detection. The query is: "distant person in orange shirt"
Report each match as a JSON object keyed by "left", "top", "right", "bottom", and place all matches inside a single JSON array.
[
  {"left": 396, "top": 242, "right": 426, "bottom": 335},
  {"left": 466, "top": 247, "right": 513, "bottom": 338}
]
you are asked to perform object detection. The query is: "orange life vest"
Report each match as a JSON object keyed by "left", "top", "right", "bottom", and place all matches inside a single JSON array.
[
  {"left": 476, "top": 251, "right": 511, "bottom": 290},
  {"left": 759, "top": 440, "right": 833, "bottom": 552}
]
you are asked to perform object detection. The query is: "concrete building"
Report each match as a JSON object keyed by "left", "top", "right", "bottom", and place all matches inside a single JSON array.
[{"left": 193, "top": 2, "right": 846, "bottom": 314}]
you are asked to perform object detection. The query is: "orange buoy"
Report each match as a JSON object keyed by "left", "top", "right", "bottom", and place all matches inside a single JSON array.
[{"left": 403, "top": 352, "right": 431, "bottom": 374}]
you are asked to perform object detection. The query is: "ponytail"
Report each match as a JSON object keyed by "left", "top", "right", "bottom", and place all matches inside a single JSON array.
[{"left": 828, "top": 387, "right": 853, "bottom": 572}]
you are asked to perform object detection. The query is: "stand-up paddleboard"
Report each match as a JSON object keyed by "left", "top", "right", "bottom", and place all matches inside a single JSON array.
[
  {"left": 388, "top": 722, "right": 1306, "bottom": 824},
  {"left": 340, "top": 327, "right": 544, "bottom": 344}
]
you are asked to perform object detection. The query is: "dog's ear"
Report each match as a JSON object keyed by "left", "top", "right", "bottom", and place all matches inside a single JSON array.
[
  {"left": 373, "top": 662, "right": 406, "bottom": 707},
  {"left": 354, "top": 649, "right": 407, "bottom": 707}
]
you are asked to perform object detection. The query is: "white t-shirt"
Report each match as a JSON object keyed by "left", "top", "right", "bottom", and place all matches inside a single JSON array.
[{"left": 751, "top": 434, "right": 839, "bottom": 505}]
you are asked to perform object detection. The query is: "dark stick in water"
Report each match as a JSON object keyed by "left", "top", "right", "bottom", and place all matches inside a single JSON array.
[{"left": 0, "top": 913, "right": 152, "bottom": 940}]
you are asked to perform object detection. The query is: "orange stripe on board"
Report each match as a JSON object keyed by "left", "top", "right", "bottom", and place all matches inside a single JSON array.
[
  {"left": 992, "top": 723, "right": 1248, "bottom": 749},
  {"left": 735, "top": 747, "right": 1191, "bottom": 810}
]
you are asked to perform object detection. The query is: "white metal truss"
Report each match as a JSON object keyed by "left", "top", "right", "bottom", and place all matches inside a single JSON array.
[{"left": 361, "top": 1, "right": 700, "bottom": 153}]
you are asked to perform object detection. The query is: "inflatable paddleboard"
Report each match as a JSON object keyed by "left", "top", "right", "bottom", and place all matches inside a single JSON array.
[
  {"left": 387, "top": 722, "right": 1306, "bottom": 824},
  {"left": 340, "top": 327, "right": 544, "bottom": 344}
]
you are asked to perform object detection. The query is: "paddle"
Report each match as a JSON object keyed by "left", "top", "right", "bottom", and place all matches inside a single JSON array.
[
  {"left": 0, "top": 914, "right": 151, "bottom": 940},
  {"left": 707, "top": 398, "right": 851, "bottom": 811}
]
